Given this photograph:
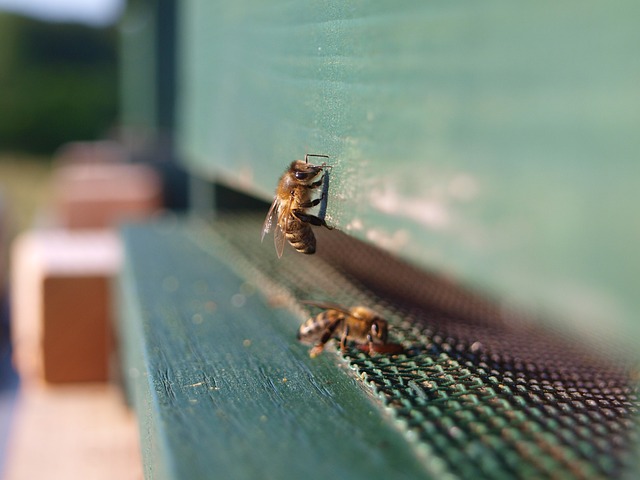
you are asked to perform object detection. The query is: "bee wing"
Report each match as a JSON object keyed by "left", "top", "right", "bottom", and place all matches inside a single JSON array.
[
  {"left": 302, "top": 300, "right": 379, "bottom": 322},
  {"left": 261, "top": 198, "right": 279, "bottom": 241},
  {"left": 262, "top": 198, "right": 289, "bottom": 258},
  {"left": 274, "top": 199, "right": 293, "bottom": 258},
  {"left": 274, "top": 222, "right": 287, "bottom": 258},
  {"left": 300, "top": 300, "right": 353, "bottom": 317}
]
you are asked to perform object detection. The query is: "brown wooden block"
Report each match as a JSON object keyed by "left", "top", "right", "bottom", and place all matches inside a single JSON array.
[
  {"left": 42, "top": 275, "right": 111, "bottom": 383},
  {"left": 10, "top": 230, "right": 121, "bottom": 383}
]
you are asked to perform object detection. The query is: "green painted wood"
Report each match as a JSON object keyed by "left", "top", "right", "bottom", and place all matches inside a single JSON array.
[
  {"left": 175, "top": 1, "right": 640, "bottom": 345},
  {"left": 119, "top": 0, "right": 177, "bottom": 133},
  {"left": 119, "top": 1, "right": 157, "bottom": 131},
  {"left": 117, "top": 220, "right": 430, "bottom": 480}
]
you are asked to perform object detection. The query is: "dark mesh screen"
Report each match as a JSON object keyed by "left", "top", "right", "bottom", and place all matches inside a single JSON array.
[{"left": 195, "top": 214, "right": 638, "bottom": 479}]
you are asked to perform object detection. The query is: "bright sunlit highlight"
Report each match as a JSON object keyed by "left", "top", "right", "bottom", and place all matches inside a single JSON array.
[{"left": 0, "top": 0, "right": 123, "bottom": 25}]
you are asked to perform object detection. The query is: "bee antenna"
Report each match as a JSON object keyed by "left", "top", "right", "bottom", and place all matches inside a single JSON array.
[{"left": 304, "top": 153, "right": 330, "bottom": 164}]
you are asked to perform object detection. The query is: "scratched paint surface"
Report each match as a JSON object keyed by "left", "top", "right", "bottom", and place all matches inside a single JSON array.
[{"left": 178, "top": 1, "right": 640, "bottom": 343}]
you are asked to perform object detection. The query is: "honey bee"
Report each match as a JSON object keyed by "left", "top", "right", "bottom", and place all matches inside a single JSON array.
[
  {"left": 262, "top": 154, "right": 333, "bottom": 257},
  {"left": 298, "top": 301, "right": 404, "bottom": 357}
]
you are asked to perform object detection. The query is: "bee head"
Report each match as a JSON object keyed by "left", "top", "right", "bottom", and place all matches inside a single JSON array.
[
  {"left": 370, "top": 318, "right": 388, "bottom": 344},
  {"left": 290, "top": 160, "right": 323, "bottom": 183}
]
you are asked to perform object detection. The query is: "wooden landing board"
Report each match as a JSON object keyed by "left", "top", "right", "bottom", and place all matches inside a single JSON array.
[{"left": 117, "top": 220, "right": 427, "bottom": 480}]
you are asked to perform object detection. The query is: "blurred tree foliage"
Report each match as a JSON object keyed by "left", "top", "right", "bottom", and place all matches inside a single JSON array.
[{"left": 0, "top": 13, "right": 117, "bottom": 155}]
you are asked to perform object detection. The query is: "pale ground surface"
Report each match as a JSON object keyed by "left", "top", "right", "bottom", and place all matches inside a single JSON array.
[{"left": 3, "top": 383, "right": 142, "bottom": 480}]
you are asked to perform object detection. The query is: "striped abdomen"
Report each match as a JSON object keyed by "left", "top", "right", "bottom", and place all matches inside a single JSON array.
[
  {"left": 297, "top": 310, "right": 343, "bottom": 343},
  {"left": 285, "top": 218, "right": 316, "bottom": 254}
]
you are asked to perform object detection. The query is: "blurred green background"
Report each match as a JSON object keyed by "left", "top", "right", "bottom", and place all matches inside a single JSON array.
[
  {"left": 0, "top": 12, "right": 117, "bottom": 155},
  {"left": 0, "top": 10, "right": 118, "bottom": 237}
]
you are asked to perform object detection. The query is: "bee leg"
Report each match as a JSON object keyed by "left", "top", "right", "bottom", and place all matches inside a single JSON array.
[
  {"left": 309, "top": 164, "right": 332, "bottom": 187},
  {"left": 297, "top": 198, "right": 322, "bottom": 209},
  {"left": 310, "top": 317, "right": 344, "bottom": 358},
  {"left": 293, "top": 211, "right": 333, "bottom": 230},
  {"left": 308, "top": 178, "right": 324, "bottom": 189},
  {"left": 340, "top": 325, "right": 350, "bottom": 353},
  {"left": 366, "top": 333, "right": 377, "bottom": 356},
  {"left": 317, "top": 172, "right": 331, "bottom": 221},
  {"left": 309, "top": 345, "right": 325, "bottom": 358}
]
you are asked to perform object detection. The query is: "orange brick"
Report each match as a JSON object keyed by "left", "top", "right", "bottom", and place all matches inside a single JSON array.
[{"left": 42, "top": 275, "right": 111, "bottom": 382}]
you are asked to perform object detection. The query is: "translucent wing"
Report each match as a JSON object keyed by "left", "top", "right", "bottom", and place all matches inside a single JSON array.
[
  {"left": 300, "top": 300, "right": 354, "bottom": 317},
  {"left": 262, "top": 196, "right": 291, "bottom": 258},
  {"left": 261, "top": 198, "right": 279, "bottom": 241},
  {"left": 274, "top": 198, "right": 292, "bottom": 258}
]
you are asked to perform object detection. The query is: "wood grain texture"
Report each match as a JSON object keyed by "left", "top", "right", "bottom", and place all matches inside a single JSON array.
[
  {"left": 176, "top": 1, "right": 640, "bottom": 344},
  {"left": 117, "top": 220, "right": 428, "bottom": 479}
]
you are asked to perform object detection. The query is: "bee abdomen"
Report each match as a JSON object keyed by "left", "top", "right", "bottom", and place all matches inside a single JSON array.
[
  {"left": 297, "top": 313, "right": 330, "bottom": 341},
  {"left": 286, "top": 225, "right": 316, "bottom": 254}
]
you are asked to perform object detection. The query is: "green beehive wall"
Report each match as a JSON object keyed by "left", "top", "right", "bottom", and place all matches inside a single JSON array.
[
  {"left": 177, "top": 1, "right": 640, "bottom": 345},
  {"left": 119, "top": 2, "right": 157, "bottom": 131}
]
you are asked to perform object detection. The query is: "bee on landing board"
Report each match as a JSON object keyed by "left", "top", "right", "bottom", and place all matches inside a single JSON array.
[
  {"left": 298, "top": 301, "right": 404, "bottom": 358},
  {"left": 262, "top": 154, "right": 333, "bottom": 258}
]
